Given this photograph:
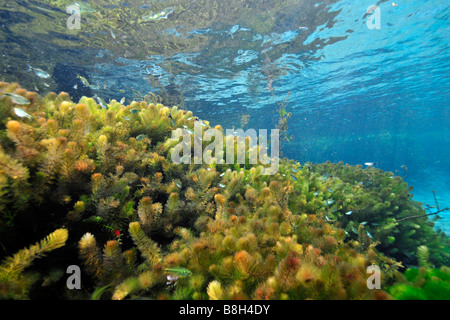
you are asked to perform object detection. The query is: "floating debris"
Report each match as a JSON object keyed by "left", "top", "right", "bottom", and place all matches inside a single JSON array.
[
  {"left": 27, "top": 64, "right": 50, "bottom": 79},
  {"left": 2, "top": 92, "right": 30, "bottom": 105},
  {"left": 13, "top": 107, "right": 32, "bottom": 118}
]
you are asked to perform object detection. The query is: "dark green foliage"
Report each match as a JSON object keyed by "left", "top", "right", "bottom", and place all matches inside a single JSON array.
[
  {"left": 307, "top": 161, "right": 449, "bottom": 267},
  {"left": 387, "top": 267, "right": 450, "bottom": 300}
]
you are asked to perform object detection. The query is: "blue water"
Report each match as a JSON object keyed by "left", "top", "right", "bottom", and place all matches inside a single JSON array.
[{"left": 1, "top": 0, "right": 449, "bottom": 232}]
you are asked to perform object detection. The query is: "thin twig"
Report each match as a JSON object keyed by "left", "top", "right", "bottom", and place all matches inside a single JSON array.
[{"left": 397, "top": 207, "right": 449, "bottom": 223}]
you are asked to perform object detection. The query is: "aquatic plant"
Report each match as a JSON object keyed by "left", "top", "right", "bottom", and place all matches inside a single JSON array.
[
  {"left": 307, "top": 161, "right": 450, "bottom": 268},
  {"left": 386, "top": 246, "right": 450, "bottom": 300},
  {"left": 0, "top": 82, "right": 447, "bottom": 300},
  {"left": 0, "top": 228, "right": 68, "bottom": 299}
]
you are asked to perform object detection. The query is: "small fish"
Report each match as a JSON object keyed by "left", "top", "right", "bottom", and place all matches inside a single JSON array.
[
  {"left": 182, "top": 125, "right": 194, "bottom": 134},
  {"left": 27, "top": 64, "right": 50, "bottom": 79},
  {"left": 345, "top": 211, "right": 353, "bottom": 215},
  {"left": 90, "top": 84, "right": 100, "bottom": 90},
  {"left": 142, "top": 7, "right": 174, "bottom": 22},
  {"left": 136, "top": 134, "right": 148, "bottom": 141},
  {"left": 325, "top": 215, "right": 331, "bottom": 221},
  {"left": 218, "top": 183, "right": 226, "bottom": 188},
  {"left": 299, "top": 26, "right": 308, "bottom": 30},
  {"left": 120, "top": 97, "right": 126, "bottom": 104},
  {"left": 328, "top": 188, "right": 333, "bottom": 193},
  {"left": 2, "top": 92, "right": 30, "bottom": 105},
  {"left": 110, "top": 28, "right": 116, "bottom": 39},
  {"left": 326, "top": 200, "right": 335, "bottom": 205},
  {"left": 13, "top": 107, "right": 32, "bottom": 118},
  {"left": 168, "top": 113, "right": 176, "bottom": 126},
  {"left": 360, "top": 221, "right": 368, "bottom": 226},
  {"left": 122, "top": 116, "right": 131, "bottom": 121},
  {"left": 95, "top": 95, "right": 108, "bottom": 109},
  {"left": 364, "top": 162, "right": 377, "bottom": 167},
  {"left": 130, "top": 108, "right": 140, "bottom": 114},
  {"left": 165, "top": 267, "right": 191, "bottom": 277},
  {"left": 291, "top": 175, "right": 298, "bottom": 181},
  {"left": 313, "top": 192, "right": 319, "bottom": 196},
  {"left": 366, "top": 231, "right": 373, "bottom": 239},
  {"left": 77, "top": 75, "right": 90, "bottom": 87},
  {"left": 73, "top": 84, "right": 78, "bottom": 90},
  {"left": 392, "top": 2, "right": 398, "bottom": 7},
  {"left": 220, "top": 172, "right": 225, "bottom": 177}
]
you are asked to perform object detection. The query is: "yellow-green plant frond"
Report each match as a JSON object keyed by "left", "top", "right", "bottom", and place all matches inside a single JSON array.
[
  {"left": 128, "top": 222, "right": 161, "bottom": 266},
  {"left": 0, "top": 228, "right": 68, "bottom": 299},
  {"left": 417, "top": 245, "right": 431, "bottom": 268},
  {"left": 0, "top": 228, "right": 68, "bottom": 282},
  {"left": 0, "top": 145, "right": 29, "bottom": 181},
  {"left": 207, "top": 280, "right": 224, "bottom": 300},
  {"left": 112, "top": 277, "right": 140, "bottom": 300}
]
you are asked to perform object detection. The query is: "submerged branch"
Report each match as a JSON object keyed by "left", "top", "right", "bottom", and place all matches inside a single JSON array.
[{"left": 397, "top": 207, "right": 450, "bottom": 223}]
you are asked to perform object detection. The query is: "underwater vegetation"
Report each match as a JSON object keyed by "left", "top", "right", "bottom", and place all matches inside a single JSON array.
[
  {"left": 0, "top": 82, "right": 448, "bottom": 300},
  {"left": 386, "top": 246, "right": 450, "bottom": 300}
]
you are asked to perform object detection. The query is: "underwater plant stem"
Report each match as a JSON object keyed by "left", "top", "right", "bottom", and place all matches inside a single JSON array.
[
  {"left": 432, "top": 190, "right": 440, "bottom": 211},
  {"left": 396, "top": 208, "right": 449, "bottom": 223}
]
